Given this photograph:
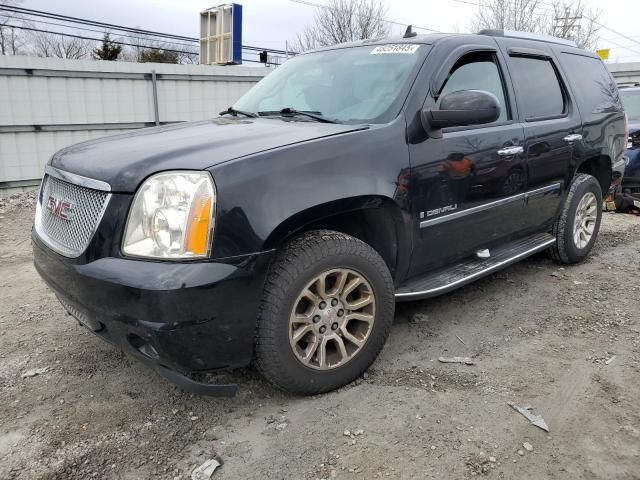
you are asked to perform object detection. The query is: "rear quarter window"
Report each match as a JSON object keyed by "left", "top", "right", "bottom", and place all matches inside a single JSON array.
[{"left": 559, "top": 53, "right": 622, "bottom": 117}]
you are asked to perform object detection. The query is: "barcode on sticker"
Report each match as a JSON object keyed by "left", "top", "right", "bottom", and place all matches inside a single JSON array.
[{"left": 370, "top": 44, "right": 420, "bottom": 55}]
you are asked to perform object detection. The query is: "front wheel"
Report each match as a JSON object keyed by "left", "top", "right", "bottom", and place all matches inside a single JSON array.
[
  {"left": 254, "top": 230, "right": 395, "bottom": 395},
  {"left": 552, "top": 173, "right": 603, "bottom": 264}
]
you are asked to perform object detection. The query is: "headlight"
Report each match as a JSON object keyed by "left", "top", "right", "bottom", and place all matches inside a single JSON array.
[{"left": 122, "top": 171, "right": 215, "bottom": 259}]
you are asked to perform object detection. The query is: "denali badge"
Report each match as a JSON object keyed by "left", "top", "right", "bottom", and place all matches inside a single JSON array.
[
  {"left": 46, "top": 195, "right": 74, "bottom": 220},
  {"left": 426, "top": 204, "right": 458, "bottom": 217}
]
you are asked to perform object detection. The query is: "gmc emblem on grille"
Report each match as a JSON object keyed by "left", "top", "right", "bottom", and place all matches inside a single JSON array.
[{"left": 46, "top": 196, "right": 74, "bottom": 220}]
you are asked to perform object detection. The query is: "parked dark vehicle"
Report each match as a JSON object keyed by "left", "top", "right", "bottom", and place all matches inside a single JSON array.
[
  {"left": 620, "top": 85, "right": 640, "bottom": 194},
  {"left": 32, "top": 30, "right": 627, "bottom": 396}
]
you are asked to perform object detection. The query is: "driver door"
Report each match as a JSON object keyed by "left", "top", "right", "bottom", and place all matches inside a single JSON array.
[{"left": 408, "top": 43, "right": 527, "bottom": 276}]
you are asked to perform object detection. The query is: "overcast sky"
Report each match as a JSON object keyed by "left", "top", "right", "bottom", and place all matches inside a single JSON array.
[{"left": 19, "top": 0, "right": 640, "bottom": 63}]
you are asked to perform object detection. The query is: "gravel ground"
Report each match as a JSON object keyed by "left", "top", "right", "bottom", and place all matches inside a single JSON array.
[{"left": 1, "top": 194, "right": 639, "bottom": 480}]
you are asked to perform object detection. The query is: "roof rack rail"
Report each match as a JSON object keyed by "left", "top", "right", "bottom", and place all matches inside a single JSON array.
[{"left": 478, "top": 29, "right": 578, "bottom": 47}]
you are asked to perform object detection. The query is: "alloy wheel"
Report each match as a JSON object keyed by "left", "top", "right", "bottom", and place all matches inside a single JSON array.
[{"left": 288, "top": 268, "right": 376, "bottom": 370}]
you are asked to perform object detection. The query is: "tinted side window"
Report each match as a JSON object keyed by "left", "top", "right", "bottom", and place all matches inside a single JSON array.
[
  {"left": 508, "top": 56, "right": 564, "bottom": 120},
  {"left": 438, "top": 52, "right": 510, "bottom": 123},
  {"left": 559, "top": 53, "right": 621, "bottom": 116}
]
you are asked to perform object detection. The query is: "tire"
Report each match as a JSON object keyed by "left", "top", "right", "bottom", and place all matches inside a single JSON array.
[
  {"left": 254, "top": 230, "right": 395, "bottom": 395},
  {"left": 551, "top": 173, "right": 603, "bottom": 264}
]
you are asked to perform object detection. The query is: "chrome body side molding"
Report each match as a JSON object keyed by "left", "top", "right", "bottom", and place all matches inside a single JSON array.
[{"left": 419, "top": 182, "right": 561, "bottom": 229}]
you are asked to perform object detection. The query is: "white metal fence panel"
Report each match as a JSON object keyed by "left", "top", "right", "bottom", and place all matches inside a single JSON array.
[
  {"left": 608, "top": 61, "right": 640, "bottom": 87},
  {"left": 0, "top": 55, "right": 268, "bottom": 189}
]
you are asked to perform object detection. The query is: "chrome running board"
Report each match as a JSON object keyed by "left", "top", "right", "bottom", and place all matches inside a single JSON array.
[{"left": 395, "top": 232, "right": 555, "bottom": 301}]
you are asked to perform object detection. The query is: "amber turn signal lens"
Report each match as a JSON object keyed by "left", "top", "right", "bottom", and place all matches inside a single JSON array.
[{"left": 185, "top": 195, "right": 213, "bottom": 256}]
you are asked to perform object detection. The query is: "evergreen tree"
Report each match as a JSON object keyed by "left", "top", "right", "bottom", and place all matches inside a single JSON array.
[{"left": 92, "top": 33, "right": 122, "bottom": 61}]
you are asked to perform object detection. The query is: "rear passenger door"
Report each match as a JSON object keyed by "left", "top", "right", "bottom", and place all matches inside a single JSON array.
[{"left": 497, "top": 39, "right": 582, "bottom": 230}]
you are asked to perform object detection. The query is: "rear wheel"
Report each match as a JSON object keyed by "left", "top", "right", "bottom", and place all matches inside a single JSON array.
[
  {"left": 254, "top": 230, "right": 394, "bottom": 395},
  {"left": 552, "top": 173, "right": 603, "bottom": 264}
]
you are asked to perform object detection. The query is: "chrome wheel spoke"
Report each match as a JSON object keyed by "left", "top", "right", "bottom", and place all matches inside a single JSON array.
[
  {"left": 292, "top": 324, "right": 313, "bottom": 343},
  {"left": 303, "top": 335, "right": 321, "bottom": 361},
  {"left": 291, "top": 308, "right": 314, "bottom": 325},
  {"left": 342, "top": 276, "right": 363, "bottom": 298},
  {"left": 300, "top": 287, "right": 321, "bottom": 306},
  {"left": 345, "top": 312, "right": 375, "bottom": 323},
  {"left": 317, "top": 338, "right": 328, "bottom": 368},
  {"left": 334, "top": 335, "right": 349, "bottom": 362},
  {"left": 584, "top": 221, "right": 595, "bottom": 235},
  {"left": 340, "top": 327, "right": 364, "bottom": 348},
  {"left": 327, "top": 269, "right": 348, "bottom": 296},
  {"left": 344, "top": 294, "right": 373, "bottom": 310},
  {"left": 313, "top": 273, "right": 328, "bottom": 300}
]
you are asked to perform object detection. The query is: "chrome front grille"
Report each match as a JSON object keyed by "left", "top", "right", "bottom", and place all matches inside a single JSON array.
[{"left": 35, "top": 170, "right": 111, "bottom": 257}]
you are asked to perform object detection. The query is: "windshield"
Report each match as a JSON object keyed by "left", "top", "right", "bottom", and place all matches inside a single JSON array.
[
  {"left": 621, "top": 90, "right": 640, "bottom": 123},
  {"left": 233, "top": 44, "right": 425, "bottom": 124}
]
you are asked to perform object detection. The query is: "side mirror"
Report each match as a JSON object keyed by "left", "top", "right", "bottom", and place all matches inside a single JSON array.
[{"left": 422, "top": 90, "right": 501, "bottom": 130}]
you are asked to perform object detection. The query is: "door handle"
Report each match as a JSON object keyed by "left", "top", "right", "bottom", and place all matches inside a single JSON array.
[
  {"left": 497, "top": 145, "right": 524, "bottom": 156},
  {"left": 563, "top": 133, "right": 583, "bottom": 143}
]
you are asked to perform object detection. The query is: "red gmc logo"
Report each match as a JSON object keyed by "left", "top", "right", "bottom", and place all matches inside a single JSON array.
[{"left": 46, "top": 196, "right": 74, "bottom": 220}]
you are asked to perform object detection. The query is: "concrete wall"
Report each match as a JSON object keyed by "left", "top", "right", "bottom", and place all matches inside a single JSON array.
[
  {"left": 608, "top": 62, "right": 640, "bottom": 87},
  {"left": 0, "top": 55, "right": 269, "bottom": 190}
]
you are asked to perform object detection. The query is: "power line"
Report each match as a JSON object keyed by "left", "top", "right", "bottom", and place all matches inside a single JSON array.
[
  {"left": 0, "top": 5, "right": 197, "bottom": 42},
  {"left": 595, "top": 35, "right": 640, "bottom": 58},
  {"left": 287, "top": 0, "right": 442, "bottom": 33},
  {"left": 591, "top": 19, "right": 640, "bottom": 52},
  {"left": 0, "top": 14, "right": 200, "bottom": 51},
  {"left": 0, "top": 5, "right": 294, "bottom": 56},
  {"left": 3, "top": 24, "right": 199, "bottom": 55},
  {"left": 3, "top": 22, "right": 282, "bottom": 64}
]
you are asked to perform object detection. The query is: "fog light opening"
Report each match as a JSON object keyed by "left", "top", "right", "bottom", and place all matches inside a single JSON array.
[{"left": 128, "top": 334, "right": 159, "bottom": 360}]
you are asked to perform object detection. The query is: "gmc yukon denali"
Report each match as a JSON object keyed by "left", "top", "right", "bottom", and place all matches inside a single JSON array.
[{"left": 32, "top": 30, "right": 627, "bottom": 396}]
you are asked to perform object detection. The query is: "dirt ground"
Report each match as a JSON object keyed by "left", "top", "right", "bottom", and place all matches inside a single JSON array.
[{"left": 1, "top": 196, "right": 639, "bottom": 480}]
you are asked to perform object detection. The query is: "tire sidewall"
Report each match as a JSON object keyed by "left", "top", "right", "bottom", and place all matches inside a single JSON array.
[
  {"left": 266, "top": 248, "right": 393, "bottom": 392},
  {"left": 562, "top": 176, "right": 603, "bottom": 262}
]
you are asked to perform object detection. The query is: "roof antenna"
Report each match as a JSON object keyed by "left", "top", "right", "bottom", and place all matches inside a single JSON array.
[{"left": 403, "top": 25, "right": 417, "bottom": 38}]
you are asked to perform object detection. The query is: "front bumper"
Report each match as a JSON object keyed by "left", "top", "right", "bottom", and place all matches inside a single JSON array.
[{"left": 32, "top": 232, "right": 274, "bottom": 396}]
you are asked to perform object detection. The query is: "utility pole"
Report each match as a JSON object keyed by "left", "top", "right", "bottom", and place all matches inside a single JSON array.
[{"left": 553, "top": 7, "right": 582, "bottom": 40}]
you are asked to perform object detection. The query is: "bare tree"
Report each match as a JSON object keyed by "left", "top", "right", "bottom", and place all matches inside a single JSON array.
[
  {"left": 470, "top": 0, "right": 549, "bottom": 33},
  {"left": 470, "top": 0, "right": 600, "bottom": 50},
  {"left": 295, "top": 0, "right": 389, "bottom": 51},
  {"left": 29, "top": 32, "right": 93, "bottom": 59},
  {"left": 177, "top": 46, "right": 199, "bottom": 64},
  {"left": 548, "top": 1, "right": 600, "bottom": 50},
  {"left": 0, "top": 0, "right": 27, "bottom": 55}
]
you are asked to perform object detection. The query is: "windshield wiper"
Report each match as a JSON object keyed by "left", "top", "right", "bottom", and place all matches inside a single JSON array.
[
  {"left": 220, "top": 107, "right": 258, "bottom": 118},
  {"left": 257, "top": 108, "right": 339, "bottom": 124}
]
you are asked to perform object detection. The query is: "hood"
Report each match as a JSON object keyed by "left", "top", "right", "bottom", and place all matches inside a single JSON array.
[{"left": 50, "top": 117, "right": 366, "bottom": 192}]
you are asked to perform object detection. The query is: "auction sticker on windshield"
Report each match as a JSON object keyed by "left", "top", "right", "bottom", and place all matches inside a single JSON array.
[{"left": 370, "top": 44, "right": 420, "bottom": 54}]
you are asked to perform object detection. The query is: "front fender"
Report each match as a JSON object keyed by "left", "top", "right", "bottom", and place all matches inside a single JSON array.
[{"left": 209, "top": 120, "right": 411, "bottom": 259}]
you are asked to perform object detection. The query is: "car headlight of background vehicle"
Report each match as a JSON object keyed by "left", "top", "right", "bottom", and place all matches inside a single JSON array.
[{"left": 122, "top": 171, "right": 215, "bottom": 259}]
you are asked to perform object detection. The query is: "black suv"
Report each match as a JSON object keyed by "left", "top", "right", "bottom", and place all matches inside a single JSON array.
[{"left": 32, "top": 30, "right": 627, "bottom": 396}]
